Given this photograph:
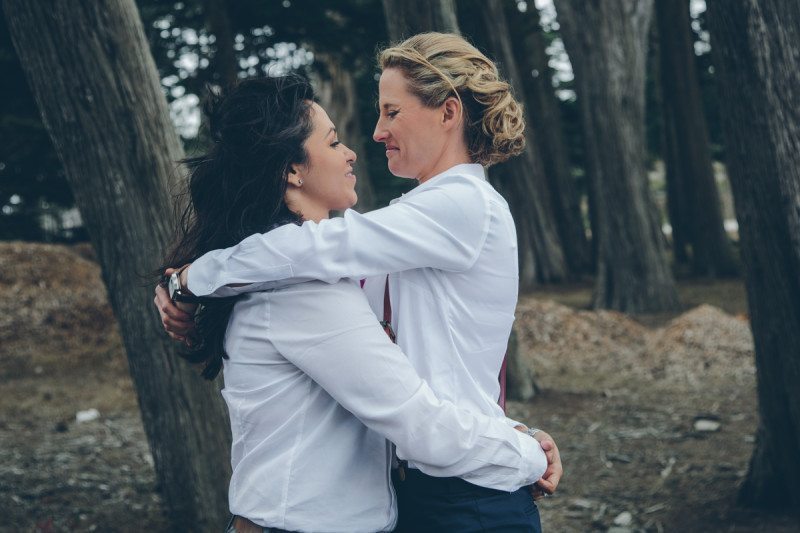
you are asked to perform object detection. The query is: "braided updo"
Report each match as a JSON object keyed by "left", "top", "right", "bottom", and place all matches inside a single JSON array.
[{"left": 378, "top": 32, "right": 525, "bottom": 166}]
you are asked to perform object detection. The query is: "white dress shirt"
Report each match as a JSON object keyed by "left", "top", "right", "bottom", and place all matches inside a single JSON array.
[
  {"left": 189, "top": 163, "right": 535, "bottom": 466},
  {"left": 223, "top": 280, "right": 546, "bottom": 532}
]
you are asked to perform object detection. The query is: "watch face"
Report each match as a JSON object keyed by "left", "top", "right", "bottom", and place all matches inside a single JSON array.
[{"left": 168, "top": 272, "right": 181, "bottom": 301}]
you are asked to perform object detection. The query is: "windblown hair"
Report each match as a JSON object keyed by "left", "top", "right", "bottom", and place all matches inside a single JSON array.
[
  {"left": 378, "top": 32, "right": 525, "bottom": 166},
  {"left": 161, "top": 75, "right": 315, "bottom": 379}
]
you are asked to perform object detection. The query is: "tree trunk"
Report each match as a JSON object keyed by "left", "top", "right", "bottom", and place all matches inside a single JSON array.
[
  {"left": 382, "top": 0, "right": 460, "bottom": 41},
  {"left": 706, "top": 0, "right": 800, "bottom": 511},
  {"left": 656, "top": 0, "right": 738, "bottom": 277},
  {"left": 312, "top": 51, "right": 377, "bottom": 212},
  {"left": 203, "top": 0, "right": 238, "bottom": 87},
  {"left": 481, "top": 0, "right": 569, "bottom": 285},
  {"left": 4, "top": 0, "right": 231, "bottom": 528},
  {"left": 505, "top": 327, "right": 538, "bottom": 402},
  {"left": 507, "top": 0, "right": 591, "bottom": 275},
  {"left": 556, "top": 0, "right": 681, "bottom": 312}
]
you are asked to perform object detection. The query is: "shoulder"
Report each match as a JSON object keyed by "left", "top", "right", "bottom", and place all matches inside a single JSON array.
[
  {"left": 401, "top": 173, "right": 492, "bottom": 220},
  {"left": 268, "top": 279, "right": 375, "bottom": 323},
  {"left": 262, "top": 280, "right": 384, "bottom": 352}
]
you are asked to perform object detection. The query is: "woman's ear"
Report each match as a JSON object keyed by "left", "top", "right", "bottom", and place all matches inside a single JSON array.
[
  {"left": 441, "top": 96, "right": 462, "bottom": 129},
  {"left": 286, "top": 164, "right": 304, "bottom": 187}
]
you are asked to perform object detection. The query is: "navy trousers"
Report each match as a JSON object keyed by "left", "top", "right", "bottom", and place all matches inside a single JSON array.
[{"left": 392, "top": 468, "right": 542, "bottom": 532}]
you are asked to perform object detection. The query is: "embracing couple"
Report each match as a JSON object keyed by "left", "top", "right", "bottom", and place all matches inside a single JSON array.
[{"left": 155, "top": 32, "right": 563, "bottom": 532}]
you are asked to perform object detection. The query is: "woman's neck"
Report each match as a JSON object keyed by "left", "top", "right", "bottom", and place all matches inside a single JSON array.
[
  {"left": 417, "top": 141, "right": 472, "bottom": 184},
  {"left": 286, "top": 196, "right": 329, "bottom": 223}
]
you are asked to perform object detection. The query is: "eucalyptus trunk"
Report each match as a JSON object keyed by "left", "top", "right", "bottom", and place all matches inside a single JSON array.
[
  {"left": 656, "top": 0, "right": 738, "bottom": 277},
  {"left": 381, "top": 0, "right": 460, "bottom": 41},
  {"left": 481, "top": 0, "right": 568, "bottom": 284},
  {"left": 556, "top": 0, "right": 681, "bottom": 312},
  {"left": 508, "top": 0, "right": 591, "bottom": 275},
  {"left": 707, "top": 0, "right": 800, "bottom": 511},
  {"left": 203, "top": 0, "right": 238, "bottom": 87},
  {"left": 4, "top": 0, "right": 231, "bottom": 528}
]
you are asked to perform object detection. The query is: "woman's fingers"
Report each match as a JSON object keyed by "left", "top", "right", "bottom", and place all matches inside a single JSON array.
[{"left": 154, "top": 284, "right": 197, "bottom": 338}]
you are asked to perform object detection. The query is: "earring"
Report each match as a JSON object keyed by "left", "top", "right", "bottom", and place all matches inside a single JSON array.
[{"left": 297, "top": 179, "right": 303, "bottom": 186}]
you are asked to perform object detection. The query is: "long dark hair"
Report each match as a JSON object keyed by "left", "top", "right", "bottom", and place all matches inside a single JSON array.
[{"left": 162, "top": 75, "right": 315, "bottom": 379}]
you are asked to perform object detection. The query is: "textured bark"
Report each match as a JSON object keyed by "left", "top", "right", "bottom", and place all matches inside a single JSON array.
[
  {"left": 382, "top": 0, "right": 460, "bottom": 41},
  {"left": 482, "top": 0, "right": 568, "bottom": 285},
  {"left": 4, "top": 0, "right": 231, "bottom": 528},
  {"left": 656, "top": 0, "right": 738, "bottom": 277},
  {"left": 707, "top": 0, "right": 800, "bottom": 511},
  {"left": 510, "top": 0, "right": 591, "bottom": 275},
  {"left": 505, "top": 328, "right": 538, "bottom": 402},
  {"left": 556, "top": 0, "right": 681, "bottom": 312},
  {"left": 203, "top": 0, "right": 238, "bottom": 87},
  {"left": 312, "top": 51, "right": 377, "bottom": 212}
]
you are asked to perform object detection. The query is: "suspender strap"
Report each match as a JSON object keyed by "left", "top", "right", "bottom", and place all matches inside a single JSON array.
[
  {"left": 498, "top": 355, "right": 507, "bottom": 413},
  {"left": 380, "top": 276, "right": 396, "bottom": 343}
]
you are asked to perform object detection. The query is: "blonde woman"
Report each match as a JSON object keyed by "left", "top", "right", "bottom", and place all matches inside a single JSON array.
[{"left": 159, "top": 33, "right": 562, "bottom": 531}]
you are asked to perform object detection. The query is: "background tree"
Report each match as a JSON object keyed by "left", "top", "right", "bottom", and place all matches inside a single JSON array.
[
  {"left": 478, "top": 0, "right": 568, "bottom": 285},
  {"left": 707, "top": 0, "right": 800, "bottom": 511},
  {"left": 4, "top": 0, "right": 231, "bottom": 528},
  {"left": 556, "top": 0, "right": 681, "bottom": 312},
  {"left": 201, "top": 0, "right": 237, "bottom": 87},
  {"left": 502, "top": 0, "right": 591, "bottom": 275},
  {"left": 382, "top": 0, "right": 460, "bottom": 40},
  {"left": 0, "top": 5, "right": 75, "bottom": 241},
  {"left": 656, "top": 0, "right": 738, "bottom": 278}
]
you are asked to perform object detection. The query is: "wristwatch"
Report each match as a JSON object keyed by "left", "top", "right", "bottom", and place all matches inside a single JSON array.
[{"left": 168, "top": 271, "right": 198, "bottom": 304}]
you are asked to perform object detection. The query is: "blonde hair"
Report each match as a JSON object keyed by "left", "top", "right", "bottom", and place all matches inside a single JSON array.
[{"left": 378, "top": 32, "right": 525, "bottom": 166}]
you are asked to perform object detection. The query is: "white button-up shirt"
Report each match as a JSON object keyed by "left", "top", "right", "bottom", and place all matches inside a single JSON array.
[
  {"left": 190, "top": 164, "right": 541, "bottom": 503},
  {"left": 223, "top": 280, "right": 545, "bottom": 532}
]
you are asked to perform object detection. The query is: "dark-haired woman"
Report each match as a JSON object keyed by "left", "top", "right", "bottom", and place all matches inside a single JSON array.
[{"left": 159, "top": 75, "right": 547, "bottom": 532}]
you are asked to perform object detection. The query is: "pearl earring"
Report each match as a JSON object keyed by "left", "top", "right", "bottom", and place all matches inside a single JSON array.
[{"left": 297, "top": 179, "right": 303, "bottom": 186}]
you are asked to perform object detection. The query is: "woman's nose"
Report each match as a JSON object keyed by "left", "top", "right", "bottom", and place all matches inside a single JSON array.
[{"left": 373, "top": 120, "right": 387, "bottom": 143}]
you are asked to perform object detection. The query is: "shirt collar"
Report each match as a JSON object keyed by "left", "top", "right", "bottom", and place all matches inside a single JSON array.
[{"left": 391, "top": 164, "right": 487, "bottom": 204}]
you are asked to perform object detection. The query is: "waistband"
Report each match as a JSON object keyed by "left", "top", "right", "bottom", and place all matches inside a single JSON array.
[{"left": 392, "top": 465, "right": 510, "bottom": 497}]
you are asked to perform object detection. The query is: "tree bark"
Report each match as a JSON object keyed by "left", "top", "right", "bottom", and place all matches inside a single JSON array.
[
  {"left": 656, "top": 0, "right": 738, "bottom": 277},
  {"left": 203, "top": 0, "right": 238, "bottom": 87},
  {"left": 382, "top": 0, "right": 460, "bottom": 41},
  {"left": 481, "top": 0, "right": 569, "bottom": 285},
  {"left": 706, "top": 0, "right": 800, "bottom": 511},
  {"left": 556, "top": 0, "right": 681, "bottom": 312},
  {"left": 4, "top": 0, "right": 231, "bottom": 528},
  {"left": 508, "top": 0, "right": 591, "bottom": 275},
  {"left": 312, "top": 51, "right": 377, "bottom": 212}
]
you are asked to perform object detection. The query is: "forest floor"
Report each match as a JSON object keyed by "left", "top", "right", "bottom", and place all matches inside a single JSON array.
[{"left": 1, "top": 241, "right": 798, "bottom": 532}]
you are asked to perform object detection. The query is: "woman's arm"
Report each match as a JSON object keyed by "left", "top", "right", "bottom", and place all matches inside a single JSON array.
[
  {"left": 268, "top": 281, "right": 547, "bottom": 493},
  {"left": 186, "top": 175, "right": 491, "bottom": 297}
]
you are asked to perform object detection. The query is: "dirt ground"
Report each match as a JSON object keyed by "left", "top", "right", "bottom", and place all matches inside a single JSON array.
[{"left": 1, "top": 241, "right": 798, "bottom": 532}]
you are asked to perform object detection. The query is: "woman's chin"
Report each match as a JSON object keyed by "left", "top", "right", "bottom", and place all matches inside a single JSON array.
[{"left": 387, "top": 163, "right": 416, "bottom": 180}]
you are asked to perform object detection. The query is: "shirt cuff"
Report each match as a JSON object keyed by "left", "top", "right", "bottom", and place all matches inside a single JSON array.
[{"left": 514, "top": 430, "right": 548, "bottom": 485}]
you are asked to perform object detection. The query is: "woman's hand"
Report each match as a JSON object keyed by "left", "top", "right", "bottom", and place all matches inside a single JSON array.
[
  {"left": 515, "top": 425, "right": 563, "bottom": 500},
  {"left": 154, "top": 267, "right": 197, "bottom": 344}
]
